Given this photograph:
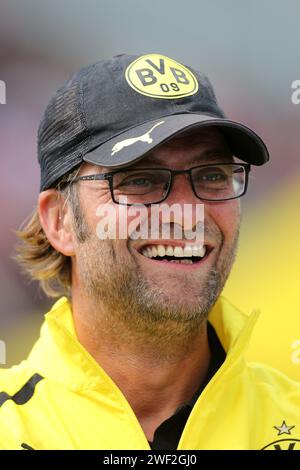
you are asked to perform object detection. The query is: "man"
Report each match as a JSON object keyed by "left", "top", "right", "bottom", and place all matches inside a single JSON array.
[{"left": 1, "top": 54, "right": 299, "bottom": 450}]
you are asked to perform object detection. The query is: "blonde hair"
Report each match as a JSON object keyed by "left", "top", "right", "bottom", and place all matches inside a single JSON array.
[{"left": 14, "top": 165, "right": 82, "bottom": 298}]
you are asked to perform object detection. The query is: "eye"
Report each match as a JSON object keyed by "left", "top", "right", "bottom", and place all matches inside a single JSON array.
[
  {"left": 118, "top": 176, "right": 154, "bottom": 187},
  {"left": 195, "top": 169, "right": 229, "bottom": 183},
  {"left": 115, "top": 171, "right": 167, "bottom": 187},
  {"left": 128, "top": 178, "right": 149, "bottom": 185},
  {"left": 201, "top": 172, "right": 227, "bottom": 182},
  {"left": 192, "top": 166, "right": 233, "bottom": 191}
]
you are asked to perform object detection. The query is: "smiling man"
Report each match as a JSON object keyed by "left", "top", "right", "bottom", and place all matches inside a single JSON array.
[{"left": 1, "top": 54, "right": 299, "bottom": 450}]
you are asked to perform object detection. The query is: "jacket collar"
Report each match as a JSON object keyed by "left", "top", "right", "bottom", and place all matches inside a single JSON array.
[{"left": 27, "top": 296, "right": 259, "bottom": 390}]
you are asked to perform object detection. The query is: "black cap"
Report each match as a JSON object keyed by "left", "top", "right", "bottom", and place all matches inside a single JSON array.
[{"left": 38, "top": 53, "right": 269, "bottom": 191}]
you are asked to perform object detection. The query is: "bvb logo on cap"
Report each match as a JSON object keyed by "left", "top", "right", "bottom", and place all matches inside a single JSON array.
[{"left": 125, "top": 54, "right": 199, "bottom": 99}]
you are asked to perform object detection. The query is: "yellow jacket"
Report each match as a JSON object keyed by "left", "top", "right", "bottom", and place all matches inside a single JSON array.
[{"left": 0, "top": 296, "right": 299, "bottom": 450}]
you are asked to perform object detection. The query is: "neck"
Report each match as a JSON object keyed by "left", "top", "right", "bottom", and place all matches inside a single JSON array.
[{"left": 71, "top": 289, "right": 211, "bottom": 441}]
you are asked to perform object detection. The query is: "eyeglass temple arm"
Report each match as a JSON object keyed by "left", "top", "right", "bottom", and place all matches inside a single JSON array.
[{"left": 73, "top": 174, "right": 110, "bottom": 182}]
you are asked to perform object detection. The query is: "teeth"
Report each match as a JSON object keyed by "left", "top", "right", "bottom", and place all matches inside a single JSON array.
[
  {"left": 198, "top": 246, "right": 206, "bottom": 257},
  {"left": 141, "top": 244, "right": 207, "bottom": 259},
  {"left": 165, "top": 245, "right": 174, "bottom": 256},
  {"left": 157, "top": 245, "right": 166, "bottom": 257},
  {"left": 174, "top": 246, "right": 184, "bottom": 257},
  {"left": 183, "top": 246, "right": 193, "bottom": 257},
  {"left": 152, "top": 246, "right": 158, "bottom": 257},
  {"left": 170, "top": 259, "right": 193, "bottom": 264},
  {"left": 192, "top": 246, "right": 199, "bottom": 257}
]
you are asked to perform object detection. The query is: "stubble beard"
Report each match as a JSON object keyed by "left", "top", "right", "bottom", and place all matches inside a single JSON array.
[{"left": 71, "top": 192, "right": 239, "bottom": 359}]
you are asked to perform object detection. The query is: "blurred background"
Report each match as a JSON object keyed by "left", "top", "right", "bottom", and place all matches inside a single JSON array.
[{"left": 0, "top": 0, "right": 299, "bottom": 380}]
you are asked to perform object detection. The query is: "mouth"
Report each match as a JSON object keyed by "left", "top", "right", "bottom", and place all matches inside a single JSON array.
[{"left": 135, "top": 242, "right": 212, "bottom": 267}]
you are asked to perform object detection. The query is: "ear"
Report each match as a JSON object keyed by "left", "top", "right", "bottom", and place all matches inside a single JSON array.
[{"left": 38, "top": 189, "right": 75, "bottom": 256}]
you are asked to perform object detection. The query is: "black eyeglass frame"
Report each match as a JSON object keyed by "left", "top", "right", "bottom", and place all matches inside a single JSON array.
[{"left": 71, "top": 162, "right": 251, "bottom": 206}]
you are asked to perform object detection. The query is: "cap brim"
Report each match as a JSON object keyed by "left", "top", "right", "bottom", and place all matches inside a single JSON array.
[{"left": 83, "top": 114, "right": 269, "bottom": 168}]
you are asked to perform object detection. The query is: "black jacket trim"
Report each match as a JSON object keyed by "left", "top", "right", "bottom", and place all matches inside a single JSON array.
[
  {"left": 0, "top": 373, "right": 44, "bottom": 408},
  {"left": 21, "top": 442, "right": 35, "bottom": 450}
]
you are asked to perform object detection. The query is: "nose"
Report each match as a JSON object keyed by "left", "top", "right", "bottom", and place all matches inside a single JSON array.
[
  {"left": 163, "top": 173, "right": 204, "bottom": 233},
  {"left": 165, "top": 173, "right": 199, "bottom": 205}
]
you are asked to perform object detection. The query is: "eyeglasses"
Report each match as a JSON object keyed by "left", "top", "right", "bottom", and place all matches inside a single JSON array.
[{"left": 72, "top": 163, "right": 251, "bottom": 206}]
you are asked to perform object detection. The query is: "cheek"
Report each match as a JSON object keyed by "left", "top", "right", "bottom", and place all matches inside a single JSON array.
[
  {"left": 95, "top": 203, "right": 151, "bottom": 242},
  {"left": 81, "top": 189, "right": 113, "bottom": 233},
  {"left": 206, "top": 200, "right": 240, "bottom": 241},
  {"left": 82, "top": 194, "right": 143, "bottom": 245}
]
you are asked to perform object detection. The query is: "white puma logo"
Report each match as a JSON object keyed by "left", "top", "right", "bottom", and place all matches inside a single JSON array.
[{"left": 111, "top": 121, "right": 165, "bottom": 156}]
